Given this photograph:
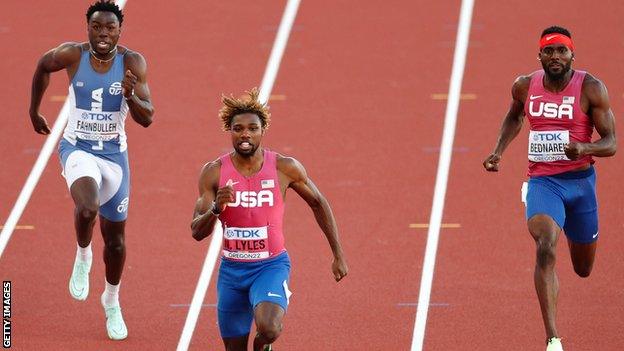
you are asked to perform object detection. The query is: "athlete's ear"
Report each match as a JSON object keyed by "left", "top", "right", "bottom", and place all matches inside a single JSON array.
[{"left": 571, "top": 53, "right": 575, "bottom": 61}]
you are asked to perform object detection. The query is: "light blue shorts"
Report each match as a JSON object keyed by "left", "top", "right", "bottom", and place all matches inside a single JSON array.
[{"left": 59, "top": 139, "right": 130, "bottom": 222}]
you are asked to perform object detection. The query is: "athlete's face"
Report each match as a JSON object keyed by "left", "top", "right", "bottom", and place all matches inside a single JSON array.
[
  {"left": 538, "top": 44, "right": 574, "bottom": 80},
  {"left": 87, "top": 11, "right": 121, "bottom": 55},
  {"left": 230, "top": 113, "right": 265, "bottom": 157}
]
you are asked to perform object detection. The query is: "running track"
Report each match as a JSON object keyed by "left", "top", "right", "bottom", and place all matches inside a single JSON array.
[{"left": 0, "top": 1, "right": 622, "bottom": 350}]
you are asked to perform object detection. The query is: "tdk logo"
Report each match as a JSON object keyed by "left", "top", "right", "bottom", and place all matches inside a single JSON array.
[
  {"left": 529, "top": 101, "right": 573, "bottom": 119},
  {"left": 225, "top": 229, "right": 261, "bottom": 239},
  {"left": 81, "top": 112, "right": 113, "bottom": 121},
  {"left": 533, "top": 133, "right": 563, "bottom": 142},
  {"left": 109, "top": 82, "right": 122, "bottom": 95},
  {"left": 229, "top": 190, "right": 274, "bottom": 208}
]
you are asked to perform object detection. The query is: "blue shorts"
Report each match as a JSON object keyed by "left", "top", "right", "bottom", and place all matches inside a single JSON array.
[
  {"left": 217, "top": 252, "right": 292, "bottom": 338},
  {"left": 525, "top": 166, "right": 598, "bottom": 244},
  {"left": 59, "top": 139, "right": 130, "bottom": 222}
]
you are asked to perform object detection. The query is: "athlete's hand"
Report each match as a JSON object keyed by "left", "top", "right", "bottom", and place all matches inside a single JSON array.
[
  {"left": 332, "top": 256, "right": 348, "bottom": 282},
  {"left": 215, "top": 179, "right": 236, "bottom": 213},
  {"left": 483, "top": 153, "right": 501, "bottom": 172},
  {"left": 564, "top": 142, "right": 585, "bottom": 160},
  {"left": 30, "top": 113, "right": 51, "bottom": 135},
  {"left": 121, "top": 69, "right": 138, "bottom": 98}
]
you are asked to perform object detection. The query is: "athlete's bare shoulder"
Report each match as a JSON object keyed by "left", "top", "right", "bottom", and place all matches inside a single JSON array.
[
  {"left": 276, "top": 153, "right": 306, "bottom": 183},
  {"left": 198, "top": 158, "right": 222, "bottom": 193},
  {"left": 581, "top": 72, "right": 607, "bottom": 95},
  {"left": 511, "top": 74, "right": 533, "bottom": 102},
  {"left": 47, "top": 42, "right": 82, "bottom": 65},
  {"left": 120, "top": 46, "right": 147, "bottom": 72}
]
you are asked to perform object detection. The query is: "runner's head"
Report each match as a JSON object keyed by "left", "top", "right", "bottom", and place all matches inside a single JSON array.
[
  {"left": 219, "top": 88, "right": 271, "bottom": 157},
  {"left": 86, "top": 1, "right": 124, "bottom": 56},
  {"left": 538, "top": 26, "right": 574, "bottom": 80}
]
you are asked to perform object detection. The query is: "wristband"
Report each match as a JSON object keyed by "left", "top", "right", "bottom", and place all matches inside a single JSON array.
[{"left": 210, "top": 202, "right": 221, "bottom": 217}]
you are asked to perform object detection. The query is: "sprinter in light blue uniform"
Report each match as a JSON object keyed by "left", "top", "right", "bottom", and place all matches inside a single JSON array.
[{"left": 28, "top": 1, "right": 154, "bottom": 341}]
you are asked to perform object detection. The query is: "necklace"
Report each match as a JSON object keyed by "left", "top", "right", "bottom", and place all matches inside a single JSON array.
[{"left": 89, "top": 45, "right": 117, "bottom": 64}]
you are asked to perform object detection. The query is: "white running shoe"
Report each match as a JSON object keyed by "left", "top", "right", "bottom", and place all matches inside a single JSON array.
[
  {"left": 68, "top": 256, "right": 92, "bottom": 301},
  {"left": 546, "top": 337, "right": 563, "bottom": 351},
  {"left": 101, "top": 294, "right": 128, "bottom": 340}
]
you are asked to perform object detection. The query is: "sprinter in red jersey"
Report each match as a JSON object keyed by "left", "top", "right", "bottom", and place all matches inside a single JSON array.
[
  {"left": 191, "top": 88, "right": 348, "bottom": 351},
  {"left": 483, "top": 26, "right": 616, "bottom": 351}
]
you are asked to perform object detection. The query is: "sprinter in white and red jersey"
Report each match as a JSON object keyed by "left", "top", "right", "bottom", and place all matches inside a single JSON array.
[
  {"left": 483, "top": 26, "right": 616, "bottom": 351},
  {"left": 191, "top": 88, "right": 348, "bottom": 351}
]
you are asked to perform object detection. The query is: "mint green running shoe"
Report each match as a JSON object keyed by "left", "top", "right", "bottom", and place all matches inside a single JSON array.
[
  {"left": 68, "top": 257, "right": 91, "bottom": 301},
  {"left": 546, "top": 337, "right": 563, "bottom": 351},
  {"left": 101, "top": 294, "right": 128, "bottom": 340}
]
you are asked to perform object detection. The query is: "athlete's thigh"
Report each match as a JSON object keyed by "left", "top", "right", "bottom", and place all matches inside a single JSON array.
[
  {"left": 526, "top": 177, "right": 566, "bottom": 234},
  {"left": 249, "top": 253, "right": 292, "bottom": 313},
  {"left": 563, "top": 172, "right": 598, "bottom": 243},
  {"left": 217, "top": 263, "right": 254, "bottom": 338},
  {"left": 96, "top": 152, "right": 130, "bottom": 222},
  {"left": 60, "top": 147, "right": 102, "bottom": 206}
]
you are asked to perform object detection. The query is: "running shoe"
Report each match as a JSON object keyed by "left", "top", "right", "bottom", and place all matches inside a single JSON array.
[
  {"left": 68, "top": 256, "right": 91, "bottom": 301},
  {"left": 101, "top": 294, "right": 128, "bottom": 340},
  {"left": 546, "top": 337, "right": 563, "bottom": 351}
]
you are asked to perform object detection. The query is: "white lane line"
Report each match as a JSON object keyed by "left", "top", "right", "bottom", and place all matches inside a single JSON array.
[
  {"left": 175, "top": 1, "right": 301, "bottom": 350},
  {"left": 410, "top": 0, "right": 474, "bottom": 350},
  {"left": 0, "top": 0, "right": 130, "bottom": 259}
]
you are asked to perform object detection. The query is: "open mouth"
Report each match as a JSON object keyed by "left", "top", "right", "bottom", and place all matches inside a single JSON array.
[
  {"left": 238, "top": 141, "right": 253, "bottom": 151},
  {"left": 96, "top": 41, "right": 110, "bottom": 50}
]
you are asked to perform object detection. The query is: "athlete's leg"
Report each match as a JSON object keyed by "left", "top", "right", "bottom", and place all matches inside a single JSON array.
[
  {"left": 567, "top": 240, "right": 597, "bottom": 277},
  {"left": 70, "top": 177, "right": 99, "bottom": 247},
  {"left": 562, "top": 171, "right": 599, "bottom": 278},
  {"left": 528, "top": 214, "right": 561, "bottom": 341},
  {"left": 253, "top": 302, "right": 285, "bottom": 351},
  {"left": 64, "top": 150, "right": 102, "bottom": 301},
  {"left": 223, "top": 334, "right": 250, "bottom": 351},
  {"left": 100, "top": 217, "right": 126, "bottom": 285}
]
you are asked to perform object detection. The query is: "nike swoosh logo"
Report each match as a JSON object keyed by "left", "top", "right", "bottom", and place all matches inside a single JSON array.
[
  {"left": 592, "top": 232, "right": 599, "bottom": 238},
  {"left": 267, "top": 292, "right": 282, "bottom": 298},
  {"left": 545, "top": 35, "right": 557, "bottom": 40},
  {"left": 530, "top": 95, "right": 543, "bottom": 100}
]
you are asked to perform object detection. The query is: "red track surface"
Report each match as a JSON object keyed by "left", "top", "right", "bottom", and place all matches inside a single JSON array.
[{"left": 1, "top": 1, "right": 622, "bottom": 350}]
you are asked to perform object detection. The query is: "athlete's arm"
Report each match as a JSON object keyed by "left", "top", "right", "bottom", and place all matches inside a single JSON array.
[
  {"left": 278, "top": 156, "right": 348, "bottom": 282},
  {"left": 191, "top": 161, "right": 231, "bottom": 241},
  {"left": 28, "top": 42, "right": 81, "bottom": 135},
  {"left": 483, "top": 75, "right": 530, "bottom": 172},
  {"left": 565, "top": 75, "right": 616, "bottom": 159},
  {"left": 123, "top": 51, "right": 154, "bottom": 128}
]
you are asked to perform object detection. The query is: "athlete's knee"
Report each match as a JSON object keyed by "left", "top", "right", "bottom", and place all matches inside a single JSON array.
[
  {"left": 76, "top": 202, "right": 98, "bottom": 221},
  {"left": 255, "top": 319, "right": 282, "bottom": 343},
  {"left": 535, "top": 239, "right": 557, "bottom": 268},
  {"left": 104, "top": 235, "right": 125, "bottom": 254},
  {"left": 573, "top": 263, "right": 593, "bottom": 278}
]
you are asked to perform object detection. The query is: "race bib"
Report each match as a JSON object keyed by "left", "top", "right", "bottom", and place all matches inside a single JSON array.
[
  {"left": 528, "top": 130, "right": 570, "bottom": 162},
  {"left": 222, "top": 226, "right": 270, "bottom": 260}
]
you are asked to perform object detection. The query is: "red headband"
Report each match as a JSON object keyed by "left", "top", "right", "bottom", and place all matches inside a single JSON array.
[{"left": 539, "top": 33, "right": 574, "bottom": 51}]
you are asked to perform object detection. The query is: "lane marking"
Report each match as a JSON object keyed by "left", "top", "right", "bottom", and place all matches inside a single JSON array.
[
  {"left": 398, "top": 302, "right": 450, "bottom": 307},
  {"left": 0, "top": 0, "right": 128, "bottom": 259},
  {"left": 170, "top": 304, "right": 216, "bottom": 308},
  {"left": 409, "top": 223, "right": 461, "bottom": 229},
  {"left": 269, "top": 94, "right": 287, "bottom": 101},
  {"left": 431, "top": 93, "right": 477, "bottom": 100},
  {"left": 410, "top": 0, "right": 474, "bottom": 350},
  {"left": 176, "top": 1, "right": 301, "bottom": 350},
  {"left": 50, "top": 95, "right": 67, "bottom": 102},
  {"left": 0, "top": 225, "right": 35, "bottom": 230}
]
